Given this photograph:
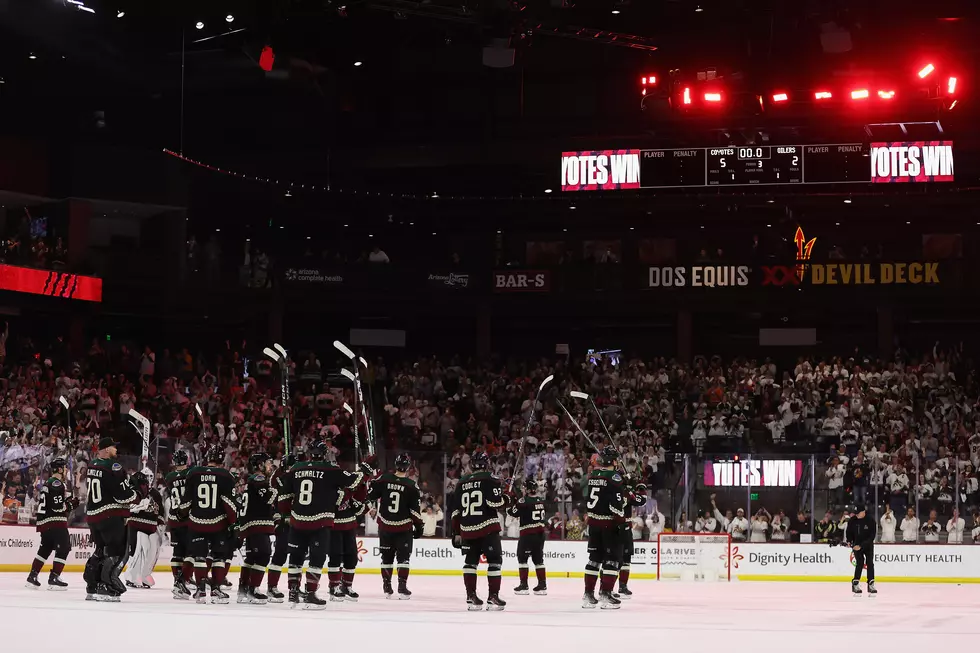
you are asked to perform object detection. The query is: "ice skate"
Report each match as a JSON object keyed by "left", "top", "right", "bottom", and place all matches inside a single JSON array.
[
  {"left": 397, "top": 583, "right": 412, "bottom": 600},
  {"left": 851, "top": 580, "right": 863, "bottom": 596},
  {"left": 194, "top": 584, "right": 208, "bottom": 604},
  {"left": 867, "top": 580, "right": 877, "bottom": 597},
  {"left": 599, "top": 590, "right": 621, "bottom": 610},
  {"left": 486, "top": 594, "right": 506, "bottom": 611},
  {"left": 47, "top": 574, "right": 68, "bottom": 591},
  {"left": 210, "top": 586, "right": 230, "bottom": 604},
  {"left": 25, "top": 572, "right": 40, "bottom": 590},
  {"left": 303, "top": 590, "right": 327, "bottom": 610},
  {"left": 172, "top": 580, "right": 191, "bottom": 600},
  {"left": 513, "top": 582, "right": 530, "bottom": 595},
  {"left": 248, "top": 588, "right": 269, "bottom": 605},
  {"left": 532, "top": 582, "right": 548, "bottom": 596},
  {"left": 266, "top": 587, "right": 285, "bottom": 603},
  {"left": 617, "top": 585, "right": 633, "bottom": 599},
  {"left": 582, "top": 590, "right": 599, "bottom": 609},
  {"left": 466, "top": 592, "right": 484, "bottom": 611},
  {"left": 383, "top": 580, "right": 394, "bottom": 599}
]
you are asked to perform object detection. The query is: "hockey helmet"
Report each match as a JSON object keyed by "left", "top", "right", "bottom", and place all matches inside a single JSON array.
[
  {"left": 599, "top": 445, "right": 619, "bottom": 467},
  {"left": 172, "top": 449, "right": 189, "bottom": 467},
  {"left": 206, "top": 445, "right": 224, "bottom": 465},
  {"left": 470, "top": 451, "right": 490, "bottom": 471},
  {"left": 49, "top": 457, "right": 67, "bottom": 474},
  {"left": 523, "top": 478, "right": 538, "bottom": 493},
  {"left": 394, "top": 453, "right": 412, "bottom": 473},
  {"left": 309, "top": 439, "right": 328, "bottom": 460},
  {"left": 249, "top": 452, "right": 271, "bottom": 472},
  {"left": 284, "top": 450, "right": 306, "bottom": 467}
]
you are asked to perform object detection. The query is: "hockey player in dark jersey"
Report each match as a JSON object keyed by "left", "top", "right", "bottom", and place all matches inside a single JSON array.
[
  {"left": 508, "top": 478, "right": 548, "bottom": 596},
  {"left": 180, "top": 445, "right": 237, "bottom": 604},
  {"left": 125, "top": 471, "right": 166, "bottom": 589},
  {"left": 329, "top": 479, "right": 368, "bottom": 601},
  {"left": 617, "top": 476, "right": 647, "bottom": 598},
  {"left": 84, "top": 437, "right": 138, "bottom": 602},
  {"left": 266, "top": 451, "right": 303, "bottom": 603},
  {"left": 27, "top": 457, "right": 74, "bottom": 591},
  {"left": 451, "top": 451, "right": 510, "bottom": 611},
  {"left": 582, "top": 446, "right": 626, "bottom": 610},
  {"left": 237, "top": 452, "right": 275, "bottom": 605},
  {"left": 165, "top": 449, "right": 193, "bottom": 598},
  {"left": 368, "top": 452, "right": 423, "bottom": 599},
  {"left": 278, "top": 439, "right": 374, "bottom": 610}
]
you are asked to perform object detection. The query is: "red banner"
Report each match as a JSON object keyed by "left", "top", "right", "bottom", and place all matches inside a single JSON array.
[
  {"left": 870, "top": 141, "right": 954, "bottom": 183},
  {"left": 561, "top": 150, "right": 641, "bottom": 191},
  {"left": 0, "top": 265, "right": 102, "bottom": 302}
]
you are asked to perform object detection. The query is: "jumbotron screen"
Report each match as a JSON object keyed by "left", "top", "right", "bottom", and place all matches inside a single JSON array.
[{"left": 560, "top": 141, "right": 954, "bottom": 190}]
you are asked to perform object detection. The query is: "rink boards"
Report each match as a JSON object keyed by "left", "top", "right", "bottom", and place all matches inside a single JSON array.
[{"left": 0, "top": 525, "right": 975, "bottom": 582}]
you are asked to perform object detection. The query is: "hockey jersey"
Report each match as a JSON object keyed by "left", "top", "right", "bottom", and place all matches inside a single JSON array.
[
  {"left": 368, "top": 473, "right": 422, "bottom": 533},
  {"left": 86, "top": 457, "right": 138, "bottom": 524},
  {"left": 506, "top": 495, "right": 547, "bottom": 535},
  {"left": 36, "top": 477, "right": 72, "bottom": 533},
  {"left": 584, "top": 469, "right": 627, "bottom": 528},
  {"left": 333, "top": 484, "right": 368, "bottom": 532},
  {"left": 128, "top": 488, "right": 166, "bottom": 535},
  {"left": 451, "top": 471, "right": 506, "bottom": 540},
  {"left": 278, "top": 460, "right": 365, "bottom": 531},
  {"left": 165, "top": 468, "right": 190, "bottom": 529},
  {"left": 237, "top": 473, "right": 276, "bottom": 537},
  {"left": 180, "top": 465, "right": 237, "bottom": 533}
]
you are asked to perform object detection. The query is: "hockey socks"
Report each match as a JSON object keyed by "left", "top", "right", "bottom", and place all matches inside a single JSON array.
[
  {"left": 240, "top": 568, "right": 252, "bottom": 588},
  {"left": 343, "top": 568, "right": 356, "bottom": 589},
  {"left": 52, "top": 558, "right": 65, "bottom": 577},
  {"left": 30, "top": 555, "right": 45, "bottom": 576},
  {"left": 518, "top": 565, "right": 529, "bottom": 586},
  {"left": 487, "top": 565, "right": 502, "bottom": 595},
  {"left": 600, "top": 567, "right": 618, "bottom": 593},
  {"left": 397, "top": 565, "right": 410, "bottom": 585},
  {"left": 535, "top": 565, "right": 547, "bottom": 586},
  {"left": 249, "top": 566, "right": 266, "bottom": 588},
  {"left": 267, "top": 568, "right": 282, "bottom": 589},
  {"left": 327, "top": 567, "right": 342, "bottom": 591},
  {"left": 306, "top": 568, "right": 322, "bottom": 594},
  {"left": 584, "top": 563, "right": 600, "bottom": 593},
  {"left": 463, "top": 565, "right": 478, "bottom": 593},
  {"left": 619, "top": 565, "right": 630, "bottom": 587},
  {"left": 182, "top": 560, "right": 194, "bottom": 583}
]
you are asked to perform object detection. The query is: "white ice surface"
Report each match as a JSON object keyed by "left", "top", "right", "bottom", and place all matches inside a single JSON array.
[{"left": 1, "top": 574, "right": 978, "bottom": 653}]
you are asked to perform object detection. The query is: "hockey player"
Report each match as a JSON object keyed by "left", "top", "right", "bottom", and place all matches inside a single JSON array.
[
  {"left": 329, "top": 475, "right": 368, "bottom": 601},
  {"left": 165, "top": 450, "right": 193, "bottom": 599},
  {"left": 618, "top": 476, "right": 647, "bottom": 598},
  {"left": 845, "top": 504, "right": 877, "bottom": 596},
  {"left": 582, "top": 446, "right": 627, "bottom": 610},
  {"left": 368, "top": 452, "right": 423, "bottom": 599},
  {"left": 84, "top": 437, "right": 138, "bottom": 602},
  {"left": 26, "top": 457, "right": 74, "bottom": 590},
  {"left": 237, "top": 452, "right": 276, "bottom": 605},
  {"left": 451, "top": 451, "right": 509, "bottom": 611},
  {"left": 278, "top": 439, "right": 374, "bottom": 609},
  {"left": 125, "top": 471, "right": 166, "bottom": 589},
  {"left": 266, "top": 451, "right": 303, "bottom": 603},
  {"left": 508, "top": 478, "right": 548, "bottom": 596},
  {"left": 180, "top": 445, "right": 237, "bottom": 604}
]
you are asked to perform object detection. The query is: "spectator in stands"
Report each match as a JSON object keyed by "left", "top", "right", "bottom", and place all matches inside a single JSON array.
[
  {"left": 422, "top": 504, "right": 444, "bottom": 537},
  {"left": 814, "top": 511, "right": 836, "bottom": 543},
  {"left": 645, "top": 508, "right": 665, "bottom": 541},
  {"left": 727, "top": 508, "right": 748, "bottom": 541},
  {"left": 879, "top": 505, "right": 897, "bottom": 543},
  {"left": 901, "top": 507, "right": 920, "bottom": 543},
  {"left": 749, "top": 509, "right": 770, "bottom": 542},
  {"left": 922, "top": 510, "right": 942, "bottom": 542},
  {"left": 770, "top": 510, "right": 790, "bottom": 541},
  {"left": 946, "top": 508, "right": 965, "bottom": 544}
]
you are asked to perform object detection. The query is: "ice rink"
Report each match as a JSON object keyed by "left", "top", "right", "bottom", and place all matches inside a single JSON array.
[{"left": 2, "top": 574, "right": 978, "bottom": 652}]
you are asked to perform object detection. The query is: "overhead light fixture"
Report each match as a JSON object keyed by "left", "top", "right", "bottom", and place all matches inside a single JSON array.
[
  {"left": 116, "top": 10, "right": 124, "bottom": 18},
  {"left": 285, "top": 190, "right": 292, "bottom": 197},
  {"left": 772, "top": 92, "right": 788, "bottom": 102},
  {"left": 877, "top": 90, "right": 895, "bottom": 99},
  {"left": 431, "top": 232, "right": 437, "bottom": 236},
  {"left": 569, "top": 206, "right": 576, "bottom": 210},
  {"left": 704, "top": 92, "right": 723, "bottom": 102},
  {"left": 918, "top": 63, "right": 935, "bottom": 79},
  {"left": 947, "top": 76, "right": 957, "bottom": 95},
  {"left": 77, "top": 5, "right": 95, "bottom": 13},
  {"left": 215, "top": 228, "right": 221, "bottom": 232},
  {"left": 195, "top": 21, "right": 204, "bottom": 30},
  {"left": 814, "top": 91, "right": 832, "bottom": 100},
  {"left": 611, "top": 9, "right": 620, "bottom": 14},
  {"left": 28, "top": 53, "right": 36, "bottom": 60},
  {"left": 850, "top": 89, "right": 869, "bottom": 100},
  {"left": 844, "top": 198, "right": 852, "bottom": 204},
  {"left": 544, "top": 189, "right": 553, "bottom": 194},
  {"left": 354, "top": 61, "right": 362, "bottom": 67},
  {"left": 694, "top": 5, "right": 703, "bottom": 11},
  {"left": 226, "top": 14, "right": 235, "bottom": 23},
  {"left": 431, "top": 192, "right": 439, "bottom": 198},
  {"left": 306, "top": 236, "right": 311, "bottom": 240}
]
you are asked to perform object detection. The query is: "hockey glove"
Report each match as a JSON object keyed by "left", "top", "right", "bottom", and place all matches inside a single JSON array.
[
  {"left": 358, "top": 460, "right": 378, "bottom": 478},
  {"left": 452, "top": 535, "right": 463, "bottom": 549}
]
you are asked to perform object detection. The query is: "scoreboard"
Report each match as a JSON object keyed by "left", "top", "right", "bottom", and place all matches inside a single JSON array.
[{"left": 560, "top": 141, "right": 955, "bottom": 191}]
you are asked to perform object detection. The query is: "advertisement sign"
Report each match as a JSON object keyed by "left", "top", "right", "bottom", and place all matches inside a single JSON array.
[
  {"left": 561, "top": 150, "right": 641, "bottom": 191},
  {"left": 0, "top": 266, "right": 102, "bottom": 302},
  {"left": 427, "top": 272, "right": 471, "bottom": 290},
  {"left": 870, "top": 141, "right": 954, "bottom": 183},
  {"left": 493, "top": 270, "right": 551, "bottom": 292},
  {"left": 647, "top": 265, "right": 750, "bottom": 288},
  {"left": 281, "top": 266, "right": 344, "bottom": 286},
  {"left": 762, "top": 262, "right": 940, "bottom": 287},
  {"left": 704, "top": 460, "right": 803, "bottom": 487},
  {"left": 0, "top": 526, "right": 977, "bottom": 582}
]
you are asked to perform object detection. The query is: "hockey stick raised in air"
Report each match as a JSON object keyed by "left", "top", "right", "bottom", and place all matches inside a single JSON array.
[
  {"left": 569, "top": 390, "right": 630, "bottom": 474},
  {"left": 340, "top": 368, "right": 362, "bottom": 463},
  {"left": 59, "top": 396, "right": 74, "bottom": 501},
  {"left": 128, "top": 409, "right": 152, "bottom": 477},
  {"left": 335, "top": 341, "right": 377, "bottom": 456},
  {"left": 508, "top": 374, "right": 555, "bottom": 493},
  {"left": 554, "top": 398, "right": 602, "bottom": 457}
]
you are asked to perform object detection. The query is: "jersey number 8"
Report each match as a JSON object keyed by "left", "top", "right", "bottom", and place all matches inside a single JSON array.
[
  {"left": 297, "top": 479, "right": 314, "bottom": 506},
  {"left": 461, "top": 489, "right": 483, "bottom": 517}
]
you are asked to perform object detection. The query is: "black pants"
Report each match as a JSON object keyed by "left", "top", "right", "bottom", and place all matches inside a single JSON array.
[
  {"left": 270, "top": 523, "right": 290, "bottom": 570},
  {"left": 170, "top": 526, "right": 190, "bottom": 565},
  {"left": 288, "top": 527, "right": 329, "bottom": 573},
  {"left": 852, "top": 545, "right": 875, "bottom": 582},
  {"left": 84, "top": 517, "right": 127, "bottom": 590},
  {"left": 620, "top": 526, "right": 633, "bottom": 567},
  {"left": 517, "top": 531, "right": 545, "bottom": 566},
  {"left": 328, "top": 529, "right": 358, "bottom": 572},
  {"left": 379, "top": 530, "right": 413, "bottom": 566},
  {"left": 188, "top": 530, "right": 231, "bottom": 564},
  {"left": 462, "top": 532, "right": 503, "bottom": 594},
  {"left": 37, "top": 529, "right": 71, "bottom": 565},
  {"left": 244, "top": 533, "right": 273, "bottom": 569}
]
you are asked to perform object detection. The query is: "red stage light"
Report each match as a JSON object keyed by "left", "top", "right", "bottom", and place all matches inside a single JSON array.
[
  {"left": 703, "top": 92, "right": 722, "bottom": 102},
  {"left": 814, "top": 91, "right": 832, "bottom": 100},
  {"left": 947, "top": 76, "right": 957, "bottom": 94},
  {"left": 877, "top": 90, "right": 895, "bottom": 99},
  {"left": 772, "top": 92, "right": 788, "bottom": 102},
  {"left": 641, "top": 75, "right": 657, "bottom": 85},
  {"left": 918, "top": 63, "right": 935, "bottom": 79},
  {"left": 259, "top": 46, "right": 275, "bottom": 72},
  {"left": 682, "top": 87, "right": 691, "bottom": 105},
  {"left": 851, "top": 89, "right": 869, "bottom": 100}
]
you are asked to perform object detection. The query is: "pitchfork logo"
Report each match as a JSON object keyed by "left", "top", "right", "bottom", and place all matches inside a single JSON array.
[{"left": 794, "top": 226, "right": 816, "bottom": 283}]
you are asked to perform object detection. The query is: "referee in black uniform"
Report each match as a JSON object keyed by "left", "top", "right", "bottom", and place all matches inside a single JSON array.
[{"left": 845, "top": 504, "right": 877, "bottom": 596}]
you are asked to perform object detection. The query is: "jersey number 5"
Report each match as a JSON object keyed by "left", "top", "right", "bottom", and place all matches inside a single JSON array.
[
  {"left": 587, "top": 486, "right": 600, "bottom": 510},
  {"left": 461, "top": 489, "right": 483, "bottom": 517}
]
